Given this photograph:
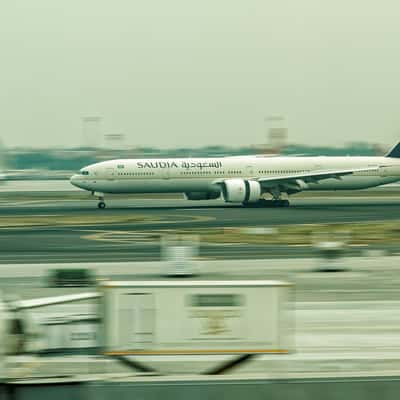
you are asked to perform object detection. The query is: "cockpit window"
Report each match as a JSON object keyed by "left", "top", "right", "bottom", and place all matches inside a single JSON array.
[{"left": 81, "top": 170, "right": 89, "bottom": 175}]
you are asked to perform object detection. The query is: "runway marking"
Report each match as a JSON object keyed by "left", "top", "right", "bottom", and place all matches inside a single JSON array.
[
  {"left": 0, "top": 214, "right": 59, "bottom": 218},
  {"left": 0, "top": 215, "right": 155, "bottom": 228},
  {"left": 81, "top": 230, "right": 160, "bottom": 244},
  {"left": 80, "top": 215, "right": 216, "bottom": 244},
  {"left": 0, "top": 212, "right": 214, "bottom": 230},
  {"left": 0, "top": 199, "right": 83, "bottom": 207}
]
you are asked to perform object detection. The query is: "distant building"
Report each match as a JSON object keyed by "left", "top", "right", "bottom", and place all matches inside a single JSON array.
[
  {"left": 82, "top": 116, "right": 102, "bottom": 148},
  {"left": 104, "top": 134, "right": 126, "bottom": 151},
  {"left": 266, "top": 116, "right": 288, "bottom": 153}
]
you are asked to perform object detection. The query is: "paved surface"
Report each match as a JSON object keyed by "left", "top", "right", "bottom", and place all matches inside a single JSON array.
[
  {"left": 2, "top": 185, "right": 400, "bottom": 392},
  {"left": 0, "top": 196, "right": 400, "bottom": 263},
  {"left": 3, "top": 257, "right": 400, "bottom": 378},
  {"left": 2, "top": 196, "right": 400, "bottom": 227}
]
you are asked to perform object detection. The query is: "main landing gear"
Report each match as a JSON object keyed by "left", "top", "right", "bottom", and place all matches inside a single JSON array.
[
  {"left": 270, "top": 188, "right": 289, "bottom": 207},
  {"left": 243, "top": 187, "right": 290, "bottom": 208},
  {"left": 93, "top": 192, "right": 106, "bottom": 209},
  {"left": 242, "top": 198, "right": 290, "bottom": 208},
  {"left": 272, "top": 199, "right": 290, "bottom": 207}
]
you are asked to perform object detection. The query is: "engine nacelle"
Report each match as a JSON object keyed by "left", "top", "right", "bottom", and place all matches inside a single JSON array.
[
  {"left": 184, "top": 190, "right": 220, "bottom": 200},
  {"left": 222, "top": 179, "right": 261, "bottom": 203}
]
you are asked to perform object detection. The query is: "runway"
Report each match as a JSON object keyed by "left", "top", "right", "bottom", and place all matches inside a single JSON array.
[
  {"left": 1, "top": 196, "right": 400, "bottom": 263},
  {"left": 2, "top": 195, "right": 400, "bottom": 226}
]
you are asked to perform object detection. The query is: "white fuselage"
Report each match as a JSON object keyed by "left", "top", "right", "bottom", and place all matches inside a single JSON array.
[{"left": 70, "top": 156, "right": 400, "bottom": 196}]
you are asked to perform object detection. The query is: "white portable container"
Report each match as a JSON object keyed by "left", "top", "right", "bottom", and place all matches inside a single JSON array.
[
  {"left": 42, "top": 316, "right": 98, "bottom": 351},
  {"left": 100, "top": 279, "right": 293, "bottom": 355}
]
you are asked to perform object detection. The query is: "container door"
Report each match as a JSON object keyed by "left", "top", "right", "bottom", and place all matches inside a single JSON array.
[
  {"left": 118, "top": 293, "right": 154, "bottom": 349},
  {"left": 135, "top": 294, "right": 155, "bottom": 344}
]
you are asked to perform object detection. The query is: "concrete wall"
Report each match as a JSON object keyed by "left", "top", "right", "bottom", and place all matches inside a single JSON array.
[
  {"left": 3, "top": 376, "right": 400, "bottom": 400},
  {"left": 2, "top": 382, "right": 86, "bottom": 400}
]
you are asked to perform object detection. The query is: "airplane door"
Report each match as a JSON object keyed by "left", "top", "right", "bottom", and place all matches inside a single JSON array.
[
  {"left": 105, "top": 167, "right": 115, "bottom": 180},
  {"left": 161, "top": 164, "right": 171, "bottom": 179},
  {"left": 379, "top": 166, "right": 390, "bottom": 177},
  {"left": 246, "top": 165, "right": 254, "bottom": 176}
]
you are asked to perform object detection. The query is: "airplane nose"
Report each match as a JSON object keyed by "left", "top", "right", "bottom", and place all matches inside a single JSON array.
[{"left": 70, "top": 174, "right": 80, "bottom": 188}]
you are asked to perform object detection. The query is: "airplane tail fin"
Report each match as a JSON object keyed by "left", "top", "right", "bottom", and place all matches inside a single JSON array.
[{"left": 385, "top": 142, "right": 400, "bottom": 158}]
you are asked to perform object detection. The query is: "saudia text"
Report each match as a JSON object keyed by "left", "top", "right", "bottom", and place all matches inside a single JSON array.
[{"left": 137, "top": 161, "right": 223, "bottom": 169}]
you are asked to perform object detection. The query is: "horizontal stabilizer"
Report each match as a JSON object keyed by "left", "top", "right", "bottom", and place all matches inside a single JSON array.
[{"left": 385, "top": 142, "right": 400, "bottom": 158}]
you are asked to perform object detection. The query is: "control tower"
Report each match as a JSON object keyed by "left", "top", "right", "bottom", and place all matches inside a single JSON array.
[
  {"left": 82, "top": 116, "right": 102, "bottom": 148},
  {"left": 266, "top": 116, "right": 288, "bottom": 153}
]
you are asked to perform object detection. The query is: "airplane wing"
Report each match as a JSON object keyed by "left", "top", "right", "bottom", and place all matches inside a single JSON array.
[
  {"left": 14, "top": 292, "right": 101, "bottom": 310},
  {"left": 256, "top": 166, "right": 380, "bottom": 188}
]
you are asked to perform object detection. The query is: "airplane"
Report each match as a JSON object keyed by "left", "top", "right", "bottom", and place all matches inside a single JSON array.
[{"left": 69, "top": 142, "right": 400, "bottom": 209}]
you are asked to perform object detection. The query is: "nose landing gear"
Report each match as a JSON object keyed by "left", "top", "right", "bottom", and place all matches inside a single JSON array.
[{"left": 93, "top": 192, "right": 106, "bottom": 209}]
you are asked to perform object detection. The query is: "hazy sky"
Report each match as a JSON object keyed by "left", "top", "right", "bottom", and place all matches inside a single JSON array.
[{"left": 1, "top": 1, "right": 400, "bottom": 149}]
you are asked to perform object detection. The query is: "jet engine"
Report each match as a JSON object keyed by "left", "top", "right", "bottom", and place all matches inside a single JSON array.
[
  {"left": 184, "top": 191, "right": 221, "bottom": 200},
  {"left": 222, "top": 179, "right": 261, "bottom": 203}
]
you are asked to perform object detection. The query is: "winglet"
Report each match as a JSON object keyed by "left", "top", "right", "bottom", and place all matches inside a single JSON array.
[{"left": 385, "top": 142, "right": 400, "bottom": 158}]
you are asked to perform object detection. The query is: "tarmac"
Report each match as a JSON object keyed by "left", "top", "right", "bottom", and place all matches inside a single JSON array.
[
  {"left": 1, "top": 195, "right": 400, "bottom": 263},
  {"left": 3, "top": 256, "right": 400, "bottom": 378},
  {"left": 1, "top": 186, "right": 400, "bottom": 396}
]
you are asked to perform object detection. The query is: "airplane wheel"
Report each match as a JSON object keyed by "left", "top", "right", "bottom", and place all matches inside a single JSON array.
[
  {"left": 98, "top": 201, "right": 106, "bottom": 209},
  {"left": 243, "top": 199, "right": 289, "bottom": 208},
  {"left": 272, "top": 199, "right": 290, "bottom": 207},
  {"left": 242, "top": 199, "right": 271, "bottom": 208}
]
